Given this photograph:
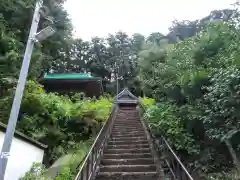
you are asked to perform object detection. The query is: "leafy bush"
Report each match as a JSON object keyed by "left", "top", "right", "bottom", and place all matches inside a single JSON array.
[
  {"left": 144, "top": 103, "right": 200, "bottom": 154},
  {"left": 20, "top": 163, "right": 74, "bottom": 180},
  {"left": 54, "top": 167, "right": 73, "bottom": 180},
  {"left": 72, "top": 96, "right": 113, "bottom": 123},
  {"left": 0, "top": 80, "right": 113, "bottom": 172},
  {"left": 202, "top": 67, "right": 240, "bottom": 142},
  {"left": 206, "top": 170, "right": 240, "bottom": 180},
  {"left": 139, "top": 97, "right": 155, "bottom": 108},
  {"left": 20, "top": 163, "right": 47, "bottom": 180}
]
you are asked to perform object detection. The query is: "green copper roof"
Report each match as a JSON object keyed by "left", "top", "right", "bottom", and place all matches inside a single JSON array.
[{"left": 44, "top": 73, "right": 95, "bottom": 80}]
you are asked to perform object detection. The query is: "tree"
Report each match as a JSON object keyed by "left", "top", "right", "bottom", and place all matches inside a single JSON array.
[
  {"left": 147, "top": 32, "right": 166, "bottom": 45},
  {"left": 138, "top": 13, "right": 240, "bottom": 176},
  {"left": 202, "top": 68, "right": 240, "bottom": 171}
]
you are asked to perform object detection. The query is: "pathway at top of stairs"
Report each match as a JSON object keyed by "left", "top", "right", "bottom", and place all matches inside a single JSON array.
[{"left": 94, "top": 106, "right": 161, "bottom": 180}]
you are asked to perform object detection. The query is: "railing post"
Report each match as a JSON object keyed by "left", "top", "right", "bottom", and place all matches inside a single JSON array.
[
  {"left": 88, "top": 156, "right": 92, "bottom": 179},
  {"left": 80, "top": 171, "right": 83, "bottom": 180},
  {"left": 83, "top": 164, "right": 87, "bottom": 180},
  {"left": 93, "top": 146, "right": 96, "bottom": 171}
]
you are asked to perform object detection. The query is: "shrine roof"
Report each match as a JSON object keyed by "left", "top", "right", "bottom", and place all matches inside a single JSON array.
[
  {"left": 44, "top": 73, "right": 101, "bottom": 80},
  {"left": 43, "top": 73, "right": 101, "bottom": 80}
]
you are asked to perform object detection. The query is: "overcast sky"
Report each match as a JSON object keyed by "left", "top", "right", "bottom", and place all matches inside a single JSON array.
[{"left": 64, "top": 0, "right": 236, "bottom": 40}]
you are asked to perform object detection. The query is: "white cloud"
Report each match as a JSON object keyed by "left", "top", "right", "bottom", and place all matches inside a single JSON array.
[{"left": 64, "top": 0, "right": 236, "bottom": 40}]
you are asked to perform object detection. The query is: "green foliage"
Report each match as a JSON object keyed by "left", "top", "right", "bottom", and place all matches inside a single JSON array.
[
  {"left": 20, "top": 163, "right": 47, "bottom": 180},
  {"left": 139, "top": 97, "right": 155, "bottom": 108},
  {"left": 202, "top": 67, "right": 240, "bottom": 141},
  {"left": 138, "top": 6, "right": 240, "bottom": 177},
  {"left": 206, "top": 170, "right": 240, "bottom": 180},
  {"left": 0, "top": 80, "right": 113, "bottom": 168},
  {"left": 144, "top": 103, "right": 200, "bottom": 154},
  {"left": 54, "top": 167, "right": 73, "bottom": 180},
  {"left": 3, "top": 80, "right": 113, "bottom": 178},
  {"left": 73, "top": 96, "right": 113, "bottom": 123},
  {"left": 20, "top": 162, "right": 74, "bottom": 180}
]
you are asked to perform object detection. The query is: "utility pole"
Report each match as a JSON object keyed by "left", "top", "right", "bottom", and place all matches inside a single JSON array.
[
  {"left": 116, "top": 67, "right": 119, "bottom": 95},
  {"left": 115, "top": 61, "right": 119, "bottom": 95},
  {"left": 0, "top": 0, "right": 55, "bottom": 179}
]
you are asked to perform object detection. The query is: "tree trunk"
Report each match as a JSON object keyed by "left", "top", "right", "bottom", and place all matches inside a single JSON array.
[{"left": 225, "top": 139, "right": 240, "bottom": 171}]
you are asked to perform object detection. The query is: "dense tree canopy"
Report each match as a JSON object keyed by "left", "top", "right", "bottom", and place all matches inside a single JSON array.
[{"left": 139, "top": 4, "right": 240, "bottom": 179}]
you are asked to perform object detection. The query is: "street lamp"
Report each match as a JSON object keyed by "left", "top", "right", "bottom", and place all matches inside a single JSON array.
[
  {"left": 0, "top": 0, "right": 55, "bottom": 179},
  {"left": 33, "top": 26, "right": 56, "bottom": 42}
]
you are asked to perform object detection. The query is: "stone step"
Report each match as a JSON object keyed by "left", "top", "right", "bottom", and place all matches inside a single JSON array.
[
  {"left": 113, "top": 123, "right": 142, "bottom": 126},
  {"left": 112, "top": 128, "right": 144, "bottom": 132},
  {"left": 100, "top": 164, "right": 157, "bottom": 172},
  {"left": 112, "top": 131, "right": 145, "bottom": 134},
  {"left": 114, "top": 120, "right": 140, "bottom": 122},
  {"left": 107, "top": 143, "right": 149, "bottom": 149},
  {"left": 118, "top": 111, "right": 138, "bottom": 114},
  {"left": 112, "top": 126, "right": 142, "bottom": 128},
  {"left": 113, "top": 126, "right": 143, "bottom": 129},
  {"left": 104, "top": 148, "right": 151, "bottom": 154},
  {"left": 116, "top": 117, "right": 139, "bottom": 119},
  {"left": 113, "top": 126, "right": 142, "bottom": 128},
  {"left": 114, "top": 119, "right": 142, "bottom": 125},
  {"left": 112, "top": 129, "right": 144, "bottom": 132},
  {"left": 108, "top": 140, "right": 148, "bottom": 145},
  {"left": 112, "top": 128, "right": 143, "bottom": 131},
  {"left": 114, "top": 121, "right": 141, "bottom": 123},
  {"left": 110, "top": 137, "right": 147, "bottom": 143},
  {"left": 115, "top": 119, "right": 139, "bottom": 120},
  {"left": 95, "top": 172, "right": 159, "bottom": 180},
  {"left": 112, "top": 129, "right": 143, "bottom": 132},
  {"left": 117, "top": 114, "right": 138, "bottom": 116},
  {"left": 101, "top": 158, "right": 154, "bottom": 165},
  {"left": 111, "top": 133, "right": 146, "bottom": 137},
  {"left": 111, "top": 132, "right": 145, "bottom": 135},
  {"left": 114, "top": 120, "right": 141, "bottom": 122},
  {"left": 111, "top": 136, "right": 147, "bottom": 141},
  {"left": 113, "top": 125, "right": 141, "bottom": 127},
  {"left": 114, "top": 122, "right": 140, "bottom": 124},
  {"left": 103, "top": 153, "right": 153, "bottom": 159},
  {"left": 111, "top": 130, "right": 145, "bottom": 134},
  {"left": 111, "top": 131, "right": 145, "bottom": 134}
]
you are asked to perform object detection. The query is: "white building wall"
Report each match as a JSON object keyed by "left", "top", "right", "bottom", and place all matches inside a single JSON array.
[{"left": 0, "top": 131, "right": 44, "bottom": 180}]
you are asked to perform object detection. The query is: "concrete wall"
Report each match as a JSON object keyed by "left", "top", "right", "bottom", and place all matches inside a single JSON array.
[{"left": 0, "top": 131, "right": 44, "bottom": 180}]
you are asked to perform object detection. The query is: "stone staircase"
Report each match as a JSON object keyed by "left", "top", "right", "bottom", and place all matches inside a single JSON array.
[
  {"left": 75, "top": 89, "right": 193, "bottom": 180},
  {"left": 94, "top": 106, "right": 161, "bottom": 180}
]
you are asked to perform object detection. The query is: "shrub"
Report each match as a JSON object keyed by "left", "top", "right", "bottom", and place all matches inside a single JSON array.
[
  {"left": 144, "top": 102, "right": 200, "bottom": 155},
  {"left": 1, "top": 80, "right": 113, "bottom": 172},
  {"left": 139, "top": 97, "right": 155, "bottom": 108}
]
